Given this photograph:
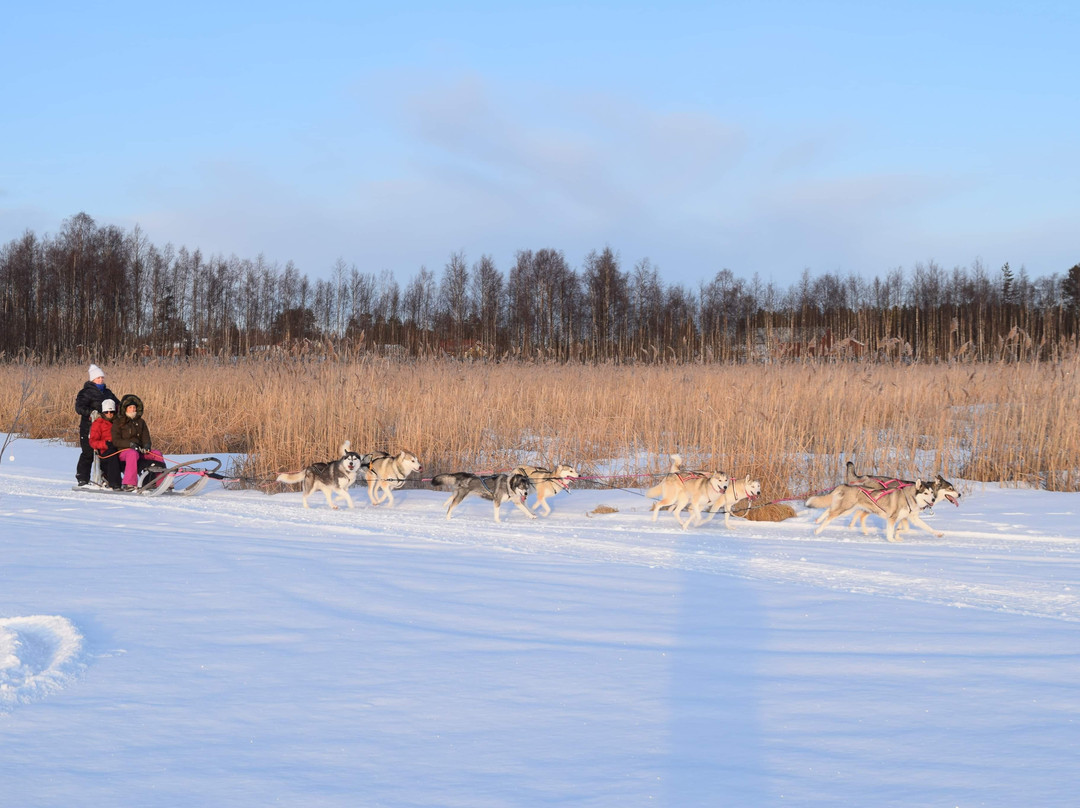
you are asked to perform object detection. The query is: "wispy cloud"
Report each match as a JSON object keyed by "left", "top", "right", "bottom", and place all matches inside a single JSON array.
[{"left": 71, "top": 69, "right": 1065, "bottom": 285}]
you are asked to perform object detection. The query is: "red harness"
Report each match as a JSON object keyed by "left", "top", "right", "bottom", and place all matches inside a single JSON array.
[{"left": 859, "top": 478, "right": 909, "bottom": 506}]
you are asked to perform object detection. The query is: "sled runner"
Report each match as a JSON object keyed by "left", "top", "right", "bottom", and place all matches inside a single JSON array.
[{"left": 73, "top": 456, "right": 225, "bottom": 497}]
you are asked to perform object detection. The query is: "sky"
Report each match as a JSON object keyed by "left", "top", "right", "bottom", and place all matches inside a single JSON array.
[{"left": 2, "top": 0, "right": 1078, "bottom": 287}]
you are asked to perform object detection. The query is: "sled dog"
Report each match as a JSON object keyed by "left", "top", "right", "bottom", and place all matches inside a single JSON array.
[
  {"left": 672, "top": 471, "right": 731, "bottom": 529},
  {"left": 808, "top": 478, "right": 940, "bottom": 542},
  {"left": 704, "top": 473, "right": 763, "bottom": 527},
  {"left": 842, "top": 464, "right": 963, "bottom": 533},
  {"left": 647, "top": 455, "right": 729, "bottom": 527},
  {"left": 832, "top": 461, "right": 961, "bottom": 533},
  {"left": 364, "top": 450, "right": 423, "bottom": 507},
  {"left": 431, "top": 472, "right": 536, "bottom": 522},
  {"left": 276, "top": 441, "right": 365, "bottom": 509},
  {"left": 511, "top": 463, "right": 578, "bottom": 516}
]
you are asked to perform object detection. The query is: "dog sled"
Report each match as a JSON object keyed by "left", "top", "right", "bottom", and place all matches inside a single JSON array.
[{"left": 73, "top": 454, "right": 226, "bottom": 497}]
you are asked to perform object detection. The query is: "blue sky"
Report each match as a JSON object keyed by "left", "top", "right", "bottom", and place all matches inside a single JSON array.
[{"left": 2, "top": 0, "right": 1077, "bottom": 287}]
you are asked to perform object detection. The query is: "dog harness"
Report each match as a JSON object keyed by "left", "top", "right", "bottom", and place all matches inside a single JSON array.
[
  {"left": 855, "top": 479, "right": 915, "bottom": 512},
  {"left": 858, "top": 479, "right": 911, "bottom": 509}
]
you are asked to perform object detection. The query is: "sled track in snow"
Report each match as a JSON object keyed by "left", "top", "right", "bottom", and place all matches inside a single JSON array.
[
  {"left": 10, "top": 476, "right": 1080, "bottom": 625},
  {"left": 81, "top": 484, "right": 1080, "bottom": 626}
]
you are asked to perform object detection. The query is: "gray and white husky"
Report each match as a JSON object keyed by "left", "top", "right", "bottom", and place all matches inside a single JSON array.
[
  {"left": 807, "top": 477, "right": 941, "bottom": 542},
  {"left": 276, "top": 440, "right": 365, "bottom": 509},
  {"left": 838, "top": 461, "right": 961, "bottom": 532},
  {"left": 431, "top": 472, "right": 537, "bottom": 522}
]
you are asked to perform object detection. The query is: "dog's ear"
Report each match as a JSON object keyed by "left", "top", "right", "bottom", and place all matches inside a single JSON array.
[{"left": 341, "top": 440, "right": 351, "bottom": 455}]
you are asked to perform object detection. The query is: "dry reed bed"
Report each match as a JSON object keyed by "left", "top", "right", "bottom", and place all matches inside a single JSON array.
[{"left": 2, "top": 358, "right": 1079, "bottom": 495}]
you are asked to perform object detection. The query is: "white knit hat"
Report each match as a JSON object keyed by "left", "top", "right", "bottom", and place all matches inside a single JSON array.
[
  {"left": 101, "top": 398, "right": 117, "bottom": 412},
  {"left": 88, "top": 364, "right": 105, "bottom": 381}
]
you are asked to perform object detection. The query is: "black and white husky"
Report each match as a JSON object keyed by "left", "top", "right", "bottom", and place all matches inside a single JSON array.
[
  {"left": 276, "top": 441, "right": 365, "bottom": 509},
  {"left": 431, "top": 472, "right": 536, "bottom": 522}
]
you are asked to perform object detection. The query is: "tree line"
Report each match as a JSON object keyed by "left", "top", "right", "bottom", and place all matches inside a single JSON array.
[{"left": 2, "top": 212, "right": 1079, "bottom": 363}]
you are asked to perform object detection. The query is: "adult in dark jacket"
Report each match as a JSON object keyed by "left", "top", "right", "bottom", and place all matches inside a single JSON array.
[
  {"left": 113, "top": 393, "right": 159, "bottom": 489},
  {"left": 75, "top": 363, "right": 118, "bottom": 486}
]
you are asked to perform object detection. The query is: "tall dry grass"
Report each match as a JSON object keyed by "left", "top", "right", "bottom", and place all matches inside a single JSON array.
[{"left": 2, "top": 357, "right": 1079, "bottom": 495}]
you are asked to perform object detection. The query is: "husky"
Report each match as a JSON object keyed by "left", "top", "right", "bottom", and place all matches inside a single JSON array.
[
  {"left": 511, "top": 464, "right": 578, "bottom": 516},
  {"left": 671, "top": 471, "right": 731, "bottom": 529},
  {"left": 276, "top": 441, "right": 365, "bottom": 509},
  {"left": 647, "top": 455, "right": 729, "bottom": 527},
  {"left": 704, "top": 473, "right": 763, "bottom": 527},
  {"left": 364, "top": 450, "right": 423, "bottom": 507},
  {"left": 431, "top": 472, "right": 536, "bottom": 522},
  {"left": 808, "top": 478, "right": 940, "bottom": 542},
  {"left": 836, "top": 462, "right": 961, "bottom": 533}
]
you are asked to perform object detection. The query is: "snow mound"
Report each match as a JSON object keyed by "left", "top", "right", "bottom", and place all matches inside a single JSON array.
[{"left": 0, "top": 615, "right": 84, "bottom": 710}]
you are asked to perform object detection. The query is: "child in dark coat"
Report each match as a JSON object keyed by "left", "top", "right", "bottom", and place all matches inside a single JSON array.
[{"left": 113, "top": 393, "right": 164, "bottom": 490}]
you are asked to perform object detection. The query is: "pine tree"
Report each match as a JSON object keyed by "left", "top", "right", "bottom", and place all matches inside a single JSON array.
[
  {"left": 1001, "top": 262, "right": 1015, "bottom": 304},
  {"left": 1063, "top": 263, "right": 1080, "bottom": 314}
]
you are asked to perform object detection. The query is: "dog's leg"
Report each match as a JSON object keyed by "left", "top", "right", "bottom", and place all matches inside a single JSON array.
[
  {"left": 814, "top": 505, "right": 850, "bottom": 534},
  {"left": 339, "top": 488, "right": 355, "bottom": 509},
  {"left": 322, "top": 486, "right": 338, "bottom": 510},
  {"left": 653, "top": 489, "right": 680, "bottom": 521},
  {"left": 682, "top": 500, "right": 705, "bottom": 530},
  {"left": 445, "top": 490, "right": 468, "bottom": 520},
  {"left": 700, "top": 503, "right": 718, "bottom": 524},
  {"left": 650, "top": 497, "right": 665, "bottom": 521},
  {"left": 816, "top": 501, "right": 864, "bottom": 534},
  {"left": 533, "top": 492, "right": 552, "bottom": 516},
  {"left": 511, "top": 496, "right": 537, "bottom": 520},
  {"left": 904, "top": 512, "right": 944, "bottom": 539},
  {"left": 370, "top": 481, "right": 389, "bottom": 506},
  {"left": 673, "top": 493, "right": 692, "bottom": 528}
]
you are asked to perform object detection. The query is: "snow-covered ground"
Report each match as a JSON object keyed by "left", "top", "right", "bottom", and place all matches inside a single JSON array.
[{"left": 2, "top": 437, "right": 1078, "bottom": 807}]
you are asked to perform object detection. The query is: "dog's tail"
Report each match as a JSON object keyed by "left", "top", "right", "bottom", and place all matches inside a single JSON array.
[
  {"left": 805, "top": 491, "right": 834, "bottom": 509},
  {"left": 431, "top": 474, "right": 456, "bottom": 489},
  {"left": 844, "top": 460, "right": 880, "bottom": 487},
  {"left": 276, "top": 471, "right": 306, "bottom": 485},
  {"left": 844, "top": 460, "right": 859, "bottom": 484},
  {"left": 647, "top": 454, "right": 683, "bottom": 498}
]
